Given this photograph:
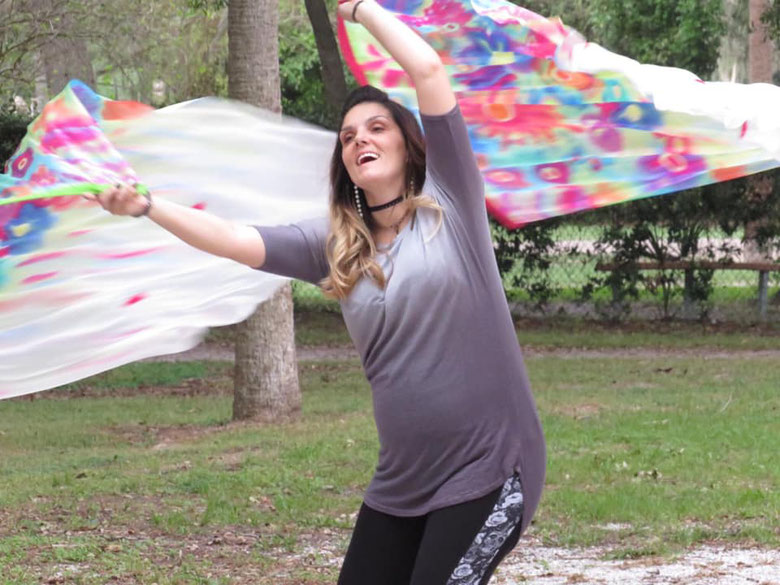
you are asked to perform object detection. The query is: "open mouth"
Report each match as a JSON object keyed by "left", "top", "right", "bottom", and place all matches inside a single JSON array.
[{"left": 357, "top": 152, "right": 379, "bottom": 166}]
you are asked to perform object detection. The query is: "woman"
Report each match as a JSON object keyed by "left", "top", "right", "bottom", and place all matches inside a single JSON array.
[{"left": 94, "top": 1, "right": 545, "bottom": 583}]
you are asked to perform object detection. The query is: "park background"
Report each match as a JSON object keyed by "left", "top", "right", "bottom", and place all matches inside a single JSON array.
[{"left": 1, "top": 0, "right": 779, "bottom": 583}]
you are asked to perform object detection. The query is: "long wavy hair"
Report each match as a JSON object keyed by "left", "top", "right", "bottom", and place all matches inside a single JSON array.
[{"left": 321, "top": 86, "right": 442, "bottom": 299}]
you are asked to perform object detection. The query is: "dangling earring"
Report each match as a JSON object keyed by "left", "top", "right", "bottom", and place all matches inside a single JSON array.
[
  {"left": 409, "top": 177, "right": 415, "bottom": 196},
  {"left": 353, "top": 183, "right": 364, "bottom": 219}
]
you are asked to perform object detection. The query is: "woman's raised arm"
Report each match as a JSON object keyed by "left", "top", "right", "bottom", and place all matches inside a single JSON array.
[{"left": 338, "top": 0, "right": 456, "bottom": 116}]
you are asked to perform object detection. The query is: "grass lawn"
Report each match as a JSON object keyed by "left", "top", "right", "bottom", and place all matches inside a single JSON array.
[
  {"left": 0, "top": 318, "right": 778, "bottom": 583},
  {"left": 288, "top": 309, "right": 780, "bottom": 350}
]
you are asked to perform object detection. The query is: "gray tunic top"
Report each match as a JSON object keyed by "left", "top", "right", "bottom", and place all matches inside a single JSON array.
[{"left": 256, "top": 106, "right": 545, "bottom": 533}]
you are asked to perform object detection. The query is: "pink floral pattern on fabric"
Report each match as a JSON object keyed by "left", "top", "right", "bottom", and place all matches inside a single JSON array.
[
  {"left": 10, "top": 149, "right": 34, "bottom": 178},
  {"left": 0, "top": 81, "right": 155, "bottom": 373},
  {"left": 338, "top": 0, "right": 780, "bottom": 228},
  {"left": 0, "top": 81, "right": 145, "bottom": 259}
]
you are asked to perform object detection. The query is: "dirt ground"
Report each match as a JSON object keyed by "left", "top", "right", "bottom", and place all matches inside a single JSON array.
[
  {"left": 274, "top": 529, "right": 780, "bottom": 585},
  {"left": 19, "top": 518, "right": 780, "bottom": 585},
  {"left": 494, "top": 539, "right": 780, "bottom": 585},
  {"left": 241, "top": 530, "right": 780, "bottom": 585}
]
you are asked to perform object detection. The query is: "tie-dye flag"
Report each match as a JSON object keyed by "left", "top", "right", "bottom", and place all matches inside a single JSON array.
[
  {"left": 338, "top": 0, "right": 780, "bottom": 227},
  {"left": 0, "top": 81, "right": 330, "bottom": 398}
]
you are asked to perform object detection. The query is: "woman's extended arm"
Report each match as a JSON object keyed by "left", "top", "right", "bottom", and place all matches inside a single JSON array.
[
  {"left": 92, "top": 185, "right": 266, "bottom": 268},
  {"left": 338, "top": 0, "right": 456, "bottom": 116}
]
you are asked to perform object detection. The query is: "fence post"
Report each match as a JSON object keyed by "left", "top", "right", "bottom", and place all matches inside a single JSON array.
[
  {"left": 682, "top": 268, "right": 696, "bottom": 319},
  {"left": 758, "top": 270, "right": 769, "bottom": 322}
]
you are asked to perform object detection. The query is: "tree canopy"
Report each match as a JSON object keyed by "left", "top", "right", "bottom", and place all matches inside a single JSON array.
[
  {"left": 1, "top": 0, "right": 774, "bottom": 126},
  {"left": 762, "top": 0, "right": 780, "bottom": 42}
]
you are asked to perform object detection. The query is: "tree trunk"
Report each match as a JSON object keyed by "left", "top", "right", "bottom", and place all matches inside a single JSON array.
[
  {"left": 30, "top": 0, "right": 95, "bottom": 95},
  {"left": 233, "top": 285, "right": 300, "bottom": 422},
  {"left": 749, "top": 0, "right": 774, "bottom": 83},
  {"left": 33, "top": 51, "right": 49, "bottom": 114},
  {"left": 228, "top": 0, "right": 281, "bottom": 112},
  {"left": 304, "top": 0, "right": 348, "bottom": 120},
  {"left": 744, "top": 0, "right": 774, "bottom": 262},
  {"left": 41, "top": 33, "right": 94, "bottom": 95},
  {"left": 228, "top": 0, "right": 301, "bottom": 421}
]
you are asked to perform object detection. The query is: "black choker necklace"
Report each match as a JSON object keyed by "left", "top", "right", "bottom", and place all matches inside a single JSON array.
[{"left": 367, "top": 195, "right": 404, "bottom": 213}]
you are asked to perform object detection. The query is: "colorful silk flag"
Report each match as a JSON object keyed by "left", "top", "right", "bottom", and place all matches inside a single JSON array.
[
  {"left": 0, "top": 81, "right": 331, "bottom": 398},
  {"left": 338, "top": 0, "right": 780, "bottom": 227}
]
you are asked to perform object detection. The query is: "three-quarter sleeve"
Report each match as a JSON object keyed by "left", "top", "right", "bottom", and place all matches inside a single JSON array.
[
  {"left": 254, "top": 216, "right": 329, "bottom": 285},
  {"left": 420, "top": 105, "right": 485, "bottom": 219}
]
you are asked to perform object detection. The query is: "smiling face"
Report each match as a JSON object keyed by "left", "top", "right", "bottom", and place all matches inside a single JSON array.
[{"left": 339, "top": 101, "right": 408, "bottom": 198}]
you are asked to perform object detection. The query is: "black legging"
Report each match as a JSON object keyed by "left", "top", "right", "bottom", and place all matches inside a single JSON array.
[{"left": 338, "top": 476, "right": 524, "bottom": 585}]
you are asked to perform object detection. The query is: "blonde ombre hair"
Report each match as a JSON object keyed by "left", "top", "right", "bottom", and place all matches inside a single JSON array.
[{"left": 321, "top": 86, "right": 442, "bottom": 299}]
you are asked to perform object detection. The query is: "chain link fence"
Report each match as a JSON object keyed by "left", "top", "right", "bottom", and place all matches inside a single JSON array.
[{"left": 496, "top": 222, "right": 780, "bottom": 323}]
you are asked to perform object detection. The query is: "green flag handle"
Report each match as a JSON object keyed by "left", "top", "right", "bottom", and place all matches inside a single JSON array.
[{"left": 0, "top": 183, "right": 149, "bottom": 206}]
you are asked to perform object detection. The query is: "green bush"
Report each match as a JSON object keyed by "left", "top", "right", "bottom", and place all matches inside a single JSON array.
[
  {"left": 0, "top": 111, "right": 31, "bottom": 169},
  {"left": 491, "top": 217, "right": 564, "bottom": 310}
]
